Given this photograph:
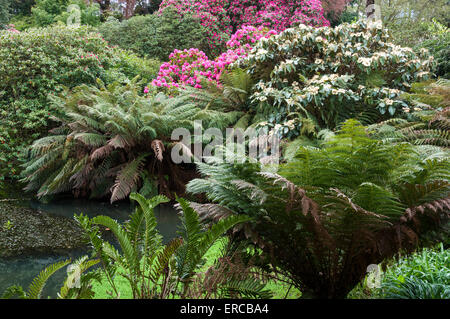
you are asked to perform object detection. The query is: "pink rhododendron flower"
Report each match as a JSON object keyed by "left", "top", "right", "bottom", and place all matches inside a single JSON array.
[
  {"left": 5, "top": 24, "right": 20, "bottom": 33},
  {"left": 153, "top": 0, "right": 330, "bottom": 90},
  {"left": 152, "top": 26, "right": 278, "bottom": 89},
  {"left": 159, "top": 0, "right": 329, "bottom": 51}
]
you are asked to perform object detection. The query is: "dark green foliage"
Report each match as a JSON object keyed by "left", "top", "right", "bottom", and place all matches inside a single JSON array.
[
  {"left": 21, "top": 78, "right": 237, "bottom": 202},
  {"left": 368, "top": 80, "right": 450, "bottom": 148},
  {"left": 0, "top": 25, "right": 158, "bottom": 179},
  {"left": 418, "top": 32, "right": 450, "bottom": 79},
  {"left": 187, "top": 119, "right": 450, "bottom": 298},
  {"left": 98, "top": 8, "right": 220, "bottom": 60},
  {"left": 0, "top": 0, "right": 11, "bottom": 28},
  {"left": 9, "top": 0, "right": 35, "bottom": 16},
  {"left": 383, "top": 277, "right": 450, "bottom": 299},
  {"left": 31, "top": 0, "right": 101, "bottom": 27}
]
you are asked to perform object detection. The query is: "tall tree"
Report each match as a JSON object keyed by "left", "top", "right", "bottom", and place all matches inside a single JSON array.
[
  {"left": 0, "top": 0, "right": 10, "bottom": 28},
  {"left": 9, "top": 0, "right": 35, "bottom": 15},
  {"left": 119, "top": 0, "right": 136, "bottom": 18},
  {"left": 322, "top": 0, "right": 351, "bottom": 19},
  {"left": 365, "top": 0, "right": 375, "bottom": 17}
]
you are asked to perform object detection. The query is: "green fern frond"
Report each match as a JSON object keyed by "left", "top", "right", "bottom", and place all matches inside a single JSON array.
[{"left": 27, "top": 259, "right": 71, "bottom": 299}]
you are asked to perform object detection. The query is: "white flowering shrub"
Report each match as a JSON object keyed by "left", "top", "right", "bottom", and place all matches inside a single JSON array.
[{"left": 233, "top": 20, "right": 435, "bottom": 137}]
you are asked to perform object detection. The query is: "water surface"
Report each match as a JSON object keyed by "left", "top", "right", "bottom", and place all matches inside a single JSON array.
[{"left": 0, "top": 197, "right": 180, "bottom": 298}]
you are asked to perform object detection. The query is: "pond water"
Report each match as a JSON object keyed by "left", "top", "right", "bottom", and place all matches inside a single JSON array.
[{"left": 0, "top": 196, "right": 181, "bottom": 299}]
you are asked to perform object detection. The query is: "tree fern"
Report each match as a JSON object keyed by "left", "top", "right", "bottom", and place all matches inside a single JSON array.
[
  {"left": 187, "top": 119, "right": 450, "bottom": 298},
  {"left": 22, "top": 79, "right": 234, "bottom": 201}
]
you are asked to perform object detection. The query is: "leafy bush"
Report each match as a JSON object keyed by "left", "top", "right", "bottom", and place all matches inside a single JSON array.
[
  {"left": 418, "top": 31, "right": 450, "bottom": 79},
  {"left": 21, "top": 79, "right": 238, "bottom": 202},
  {"left": 0, "top": 0, "right": 10, "bottom": 29},
  {"left": 151, "top": 26, "right": 277, "bottom": 90},
  {"left": 8, "top": 15, "right": 35, "bottom": 31},
  {"left": 97, "top": 8, "right": 214, "bottom": 60},
  {"left": 367, "top": 80, "right": 450, "bottom": 148},
  {"left": 187, "top": 119, "right": 450, "bottom": 298},
  {"left": 232, "top": 20, "right": 434, "bottom": 135},
  {"left": 372, "top": 0, "right": 449, "bottom": 48},
  {"left": 104, "top": 50, "right": 162, "bottom": 85},
  {"left": 381, "top": 244, "right": 450, "bottom": 299},
  {"left": 158, "top": 0, "right": 330, "bottom": 52},
  {"left": 0, "top": 25, "right": 158, "bottom": 179},
  {"left": 31, "top": 0, "right": 101, "bottom": 28}
]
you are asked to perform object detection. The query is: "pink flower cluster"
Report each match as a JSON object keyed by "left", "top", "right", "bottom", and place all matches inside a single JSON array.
[
  {"left": 227, "top": 0, "right": 330, "bottom": 31},
  {"left": 151, "top": 26, "right": 277, "bottom": 90},
  {"left": 159, "top": 0, "right": 233, "bottom": 54},
  {"left": 6, "top": 24, "right": 20, "bottom": 33},
  {"left": 159, "top": 0, "right": 329, "bottom": 51}
]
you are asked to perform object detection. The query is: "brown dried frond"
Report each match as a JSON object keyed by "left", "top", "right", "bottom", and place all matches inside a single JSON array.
[
  {"left": 404, "top": 197, "right": 450, "bottom": 220},
  {"left": 186, "top": 254, "right": 267, "bottom": 299},
  {"left": 151, "top": 139, "right": 165, "bottom": 162},
  {"left": 90, "top": 144, "right": 114, "bottom": 161},
  {"left": 176, "top": 202, "right": 234, "bottom": 223}
]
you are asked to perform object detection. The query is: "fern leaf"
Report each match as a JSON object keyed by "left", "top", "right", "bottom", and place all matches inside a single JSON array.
[{"left": 27, "top": 260, "right": 71, "bottom": 299}]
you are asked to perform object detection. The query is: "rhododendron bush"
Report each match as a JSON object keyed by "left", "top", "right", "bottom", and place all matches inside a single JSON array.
[
  {"left": 151, "top": 26, "right": 278, "bottom": 90},
  {"left": 231, "top": 20, "right": 434, "bottom": 136},
  {"left": 158, "top": 0, "right": 329, "bottom": 52}
]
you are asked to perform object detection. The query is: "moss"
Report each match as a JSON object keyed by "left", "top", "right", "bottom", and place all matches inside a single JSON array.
[{"left": 0, "top": 202, "right": 86, "bottom": 258}]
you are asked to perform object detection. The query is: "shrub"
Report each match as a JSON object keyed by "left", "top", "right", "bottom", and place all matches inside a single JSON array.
[
  {"left": 104, "top": 50, "right": 162, "bottom": 85},
  {"left": 151, "top": 26, "right": 278, "bottom": 90},
  {"left": 381, "top": 244, "right": 450, "bottom": 299},
  {"left": 0, "top": 0, "right": 10, "bottom": 29},
  {"left": 367, "top": 80, "right": 450, "bottom": 148},
  {"left": 97, "top": 8, "right": 217, "bottom": 60},
  {"left": 321, "top": 0, "right": 351, "bottom": 25},
  {"left": 371, "top": 0, "right": 450, "bottom": 48},
  {"left": 417, "top": 31, "right": 450, "bottom": 79},
  {"left": 31, "top": 0, "right": 101, "bottom": 28},
  {"left": 187, "top": 119, "right": 450, "bottom": 298},
  {"left": 232, "top": 20, "right": 435, "bottom": 135},
  {"left": 158, "top": 0, "right": 330, "bottom": 52},
  {"left": 0, "top": 25, "right": 156, "bottom": 179}
]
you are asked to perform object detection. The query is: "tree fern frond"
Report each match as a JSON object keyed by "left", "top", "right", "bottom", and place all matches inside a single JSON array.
[
  {"left": 222, "top": 278, "right": 273, "bottom": 299},
  {"left": 110, "top": 155, "right": 147, "bottom": 203}
]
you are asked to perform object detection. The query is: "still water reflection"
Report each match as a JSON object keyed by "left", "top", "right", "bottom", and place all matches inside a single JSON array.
[{"left": 0, "top": 197, "right": 180, "bottom": 298}]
